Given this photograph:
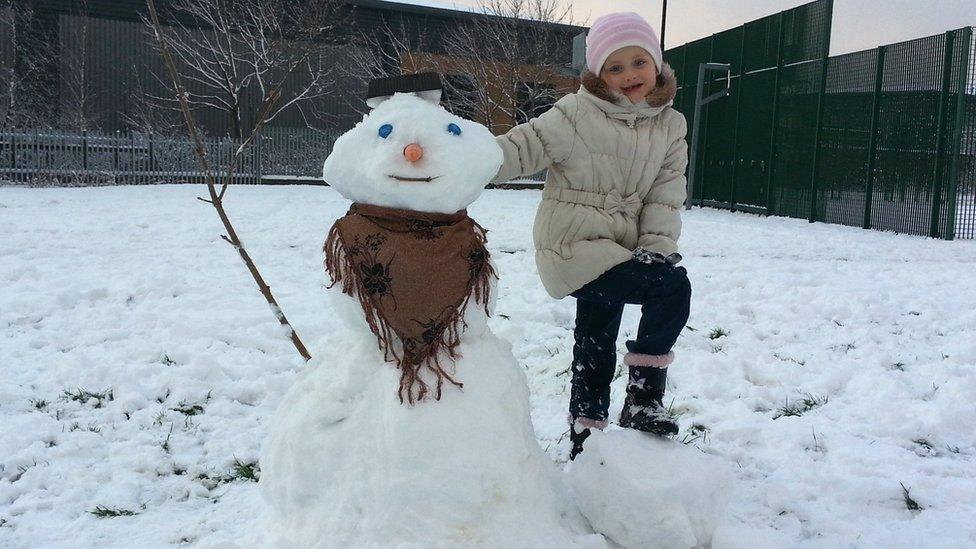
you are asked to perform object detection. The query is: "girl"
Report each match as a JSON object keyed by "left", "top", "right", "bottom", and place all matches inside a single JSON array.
[{"left": 492, "top": 12, "right": 691, "bottom": 459}]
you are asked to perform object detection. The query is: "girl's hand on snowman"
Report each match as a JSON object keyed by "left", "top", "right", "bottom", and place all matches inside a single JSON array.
[{"left": 633, "top": 247, "right": 682, "bottom": 265}]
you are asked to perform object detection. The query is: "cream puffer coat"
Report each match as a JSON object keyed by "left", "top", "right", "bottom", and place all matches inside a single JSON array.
[{"left": 493, "top": 64, "right": 688, "bottom": 299}]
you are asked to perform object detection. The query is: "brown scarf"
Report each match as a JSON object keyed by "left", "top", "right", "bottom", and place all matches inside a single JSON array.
[{"left": 324, "top": 203, "right": 496, "bottom": 404}]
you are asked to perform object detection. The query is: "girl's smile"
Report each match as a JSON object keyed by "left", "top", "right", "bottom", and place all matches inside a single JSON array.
[{"left": 600, "top": 45, "right": 658, "bottom": 104}]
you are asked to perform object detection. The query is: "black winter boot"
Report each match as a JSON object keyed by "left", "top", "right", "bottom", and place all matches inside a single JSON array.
[
  {"left": 569, "top": 416, "right": 608, "bottom": 460},
  {"left": 618, "top": 357, "right": 679, "bottom": 437},
  {"left": 569, "top": 424, "right": 590, "bottom": 461}
]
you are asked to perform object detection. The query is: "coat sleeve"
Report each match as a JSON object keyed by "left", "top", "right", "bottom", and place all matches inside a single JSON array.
[
  {"left": 637, "top": 112, "right": 688, "bottom": 255},
  {"left": 491, "top": 98, "right": 578, "bottom": 184}
]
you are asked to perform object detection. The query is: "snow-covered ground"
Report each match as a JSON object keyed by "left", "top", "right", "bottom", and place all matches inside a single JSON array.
[{"left": 1, "top": 184, "right": 975, "bottom": 548}]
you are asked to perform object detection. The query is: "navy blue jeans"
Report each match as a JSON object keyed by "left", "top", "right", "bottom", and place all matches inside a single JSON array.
[{"left": 568, "top": 260, "right": 692, "bottom": 421}]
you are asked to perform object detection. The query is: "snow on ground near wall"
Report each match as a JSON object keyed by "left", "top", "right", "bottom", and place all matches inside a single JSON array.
[{"left": 1, "top": 184, "right": 975, "bottom": 548}]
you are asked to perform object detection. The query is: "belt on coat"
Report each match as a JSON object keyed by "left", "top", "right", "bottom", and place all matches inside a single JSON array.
[{"left": 542, "top": 187, "right": 642, "bottom": 218}]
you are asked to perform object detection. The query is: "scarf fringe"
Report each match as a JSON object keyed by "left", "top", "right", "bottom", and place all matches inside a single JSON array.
[{"left": 324, "top": 223, "right": 496, "bottom": 405}]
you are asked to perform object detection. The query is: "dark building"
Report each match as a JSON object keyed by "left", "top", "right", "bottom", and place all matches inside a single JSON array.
[{"left": 5, "top": 0, "right": 582, "bottom": 136}]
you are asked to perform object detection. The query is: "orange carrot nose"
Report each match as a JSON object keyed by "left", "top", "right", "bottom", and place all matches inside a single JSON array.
[{"left": 403, "top": 143, "right": 424, "bottom": 163}]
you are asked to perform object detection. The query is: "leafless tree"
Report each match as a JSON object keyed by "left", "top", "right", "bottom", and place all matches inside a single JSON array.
[
  {"left": 144, "top": 0, "right": 341, "bottom": 138},
  {"left": 343, "top": 18, "right": 435, "bottom": 117},
  {"left": 343, "top": 0, "right": 576, "bottom": 128},
  {"left": 0, "top": 0, "right": 55, "bottom": 133},
  {"left": 59, "top": 10, "right": 100, "bottom": 132},
  {"left": 441, "top": 0, "right": 578, "bottom": 132},
  {"left": 146, "top": 0, "right": 345, "bottom": 362}
]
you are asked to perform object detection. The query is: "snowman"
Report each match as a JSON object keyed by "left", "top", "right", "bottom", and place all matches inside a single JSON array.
[{"left": 258, "top": 74, "right": 598, "bottom": 549}]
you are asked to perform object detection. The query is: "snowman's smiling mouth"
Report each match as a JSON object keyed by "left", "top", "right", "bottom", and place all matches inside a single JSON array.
[{"left": 389, "top": 175, "right": 440, "bottom": 183}]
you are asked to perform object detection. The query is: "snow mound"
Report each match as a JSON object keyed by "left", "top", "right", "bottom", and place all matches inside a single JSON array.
[
  {"left": 567, "top": 429, "right": 733, "bottom": 549},
  {"left": 258, "top": 321, "right": 598, "bottom": 548}
]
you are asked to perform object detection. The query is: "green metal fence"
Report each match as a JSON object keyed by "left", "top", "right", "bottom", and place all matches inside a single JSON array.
[{"left": 665, "top": 0, "right": 976, "bottom": 239}]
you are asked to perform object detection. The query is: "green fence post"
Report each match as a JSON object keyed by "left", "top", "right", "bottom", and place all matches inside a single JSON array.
[
  {"left": 766, "top": 11, "right": 786, "bottom": 216},
  {"left": 808, "top": 0, "right": 834, "bottom": 223},
  {"left": 728, "top": 26, "right": 747, "bottom": 211},
  {"left": 942, "top": 27, "right": 973, "bottom": 240},
  {"left": 930, "top": 31, "right": 957, "bottom": 238},
  {"left": 680, "top": 46, "right": 688, "bottom": 111},
  {"left": 863, "top": 46, "right": 886, "bottom": 229},
  {"left": 697, "top": 33, "right": 717, "bottom": 206}
]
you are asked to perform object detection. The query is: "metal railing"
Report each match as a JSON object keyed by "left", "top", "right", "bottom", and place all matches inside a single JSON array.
[{"left": 0, "top": 127, "right": 336, "bottom": 186}]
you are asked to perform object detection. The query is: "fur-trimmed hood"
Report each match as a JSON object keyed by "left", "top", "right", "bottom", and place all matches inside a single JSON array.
[{"left": 580, "top": 62, "right": 678, "bottom": 110}]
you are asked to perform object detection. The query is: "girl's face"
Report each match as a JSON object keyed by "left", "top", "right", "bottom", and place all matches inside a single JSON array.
[{"left": 600, "top": 46, "right": 658, "bottom": 104}]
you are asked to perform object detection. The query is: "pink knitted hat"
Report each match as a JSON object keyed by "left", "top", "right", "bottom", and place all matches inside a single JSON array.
[{"left": 585, "top": 12, "right": 663, "bottom": 76}]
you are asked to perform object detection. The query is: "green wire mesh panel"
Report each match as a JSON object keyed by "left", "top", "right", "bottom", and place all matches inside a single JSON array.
[
  {"left": 870, "top": 34, "right": 950, "bottom": 236},
  {"left": 663, "top": 45, "right": 686, "bottom": 111},
  {"left": 939, "top": 28, "right": 974, "bottom": 239},
  {"left": 700, "top": 28, "right": 743, "bottom": 206},
  {"left": 770, "top": 60, "right": 823, "bottom": 218},
  {"left": 956, "top": 32, "right": 976, "bottom": 239},
  {"left": 735, "top": 13, "right": 782, "bottom": 209},
  {"left": 672, "top": 36, "right": 714, "bottom": 205},
  {"left": 814, "top": 49, "right": 878, "bottom": 227},
  {"left": 769, "top": 0, "right": 832, "bottom": 219},
  {"left": 663, "top": 1, "right": 973, "bottom": 239}
]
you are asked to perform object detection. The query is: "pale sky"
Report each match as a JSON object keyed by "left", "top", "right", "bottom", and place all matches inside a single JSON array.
[{"left": 398, "top": 0, "right": 976, "bottom": 55}]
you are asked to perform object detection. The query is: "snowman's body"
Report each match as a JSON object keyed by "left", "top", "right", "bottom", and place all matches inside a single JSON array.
[{"left": 259, "top": 94, "right": 593, "bottom": 548}]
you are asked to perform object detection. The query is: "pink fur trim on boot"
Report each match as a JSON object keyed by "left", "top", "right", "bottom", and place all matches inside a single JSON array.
[
  {"left": 623, "top": 351, "right": 674, "bottom": 368},
  {"left": 567, "top": 413, "right": 609, "bottom": 432}
]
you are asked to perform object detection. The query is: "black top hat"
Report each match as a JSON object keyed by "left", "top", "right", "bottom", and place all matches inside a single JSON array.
[{"left": 365, "top": 73, "right": 443, "bottom": 108}]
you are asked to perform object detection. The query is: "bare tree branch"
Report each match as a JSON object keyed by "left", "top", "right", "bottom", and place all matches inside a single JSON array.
[
  {"left": 144, "top": 0, "right": 345, "bottom": 362},
  {"left": 0, "top": 0, "right": 56, "bottom": 133},
  {"left": 142, "top": 0, "right": 341, "bottom": 138}
]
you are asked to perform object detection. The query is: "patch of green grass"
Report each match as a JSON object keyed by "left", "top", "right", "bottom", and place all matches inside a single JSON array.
[
  {"left": 773, "top": 393, "right": 829, "bottom": 419},
  {"left": 230, "top": 459, "right": 260, "bottom": 482},
  {"left": 68, "top": 423, "right": 102, "bottom": 433},
  {"left": 161, "top": 424, "right": 174, "bottom": 454},
  {"left": 172, "top": 402, "right": 204, "bottom": 416},
  {"left": 16, "top": 460, "right": 43, "bottom": 479},
  {"left": 679, "top": 424, "right": 709, "bottom": 446},
  {"left": 152, "top": 411, "right": 167, "bottom": 426},
  {"left": 29, "top": 399, "right": 49, "bottom": 412},
  {"left": 89, "top": 506, "right": 137, "bottom": 518},
  {"left": 773, "top": 353, "right": 806, "bottom": 366},
  {"left": 912, "top": 438, "right": 939, "bottom": 456},
  {"left": 899, "top": 482, "right": 923, "bottom": 512},
  {"left": 708, "top": 328, "right": 729, "bottom": 340},
  {"left": 61, "top": 387, "right": 113, "bottom": 408},
  {"left": 172, "top": 394, "right": 211, "bottom": 417}
]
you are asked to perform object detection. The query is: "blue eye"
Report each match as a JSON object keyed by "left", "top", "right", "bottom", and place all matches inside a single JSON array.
[
  {"left": 378, "top": 124, "right": 393, "bottom": 139},
  {"left": 447, "top": 123, "right": 462, "bottom": 136}
]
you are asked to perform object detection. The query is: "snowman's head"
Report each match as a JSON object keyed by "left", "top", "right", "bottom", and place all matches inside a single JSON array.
[{"left": 323, "top": 93, "right": 503, "bottom": 214}]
